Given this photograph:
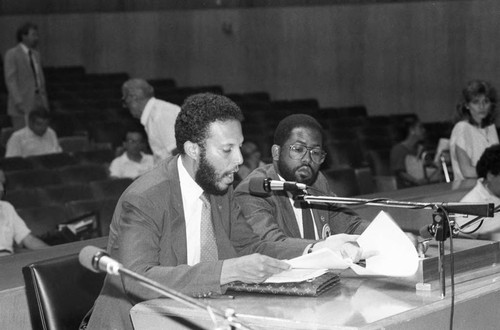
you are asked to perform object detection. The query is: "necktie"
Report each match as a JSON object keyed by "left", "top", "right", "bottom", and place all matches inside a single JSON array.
[
  {"left": 199, "top": 193, "right": 218, "bottom": 262},
  {"left": 301, "top": 203, "right": 316, "bottom": 239},
  {"left": 28, "top": 50, "right": 39, "bottom": 90}
]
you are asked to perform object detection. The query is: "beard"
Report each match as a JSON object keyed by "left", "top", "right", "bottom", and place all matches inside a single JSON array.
[
  {"left": 277, "top": 159, "right": 319, "bottom": 187},
  {"left": 195, "top": 148, "right": 230, "bottom": 196}
]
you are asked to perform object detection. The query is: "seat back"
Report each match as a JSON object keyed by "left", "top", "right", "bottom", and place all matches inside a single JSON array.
[
  {"left": 57, "top": 164, "right": 109, "bottom": 184},
  {"left": 90, "top": 178, "right": 133, "bottom": 199},
  {"left": 22, "top": 253, "right": 105, "bottom": 330}
]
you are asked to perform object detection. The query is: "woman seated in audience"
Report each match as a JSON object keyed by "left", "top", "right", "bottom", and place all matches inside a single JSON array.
[
  {"left": 456, "top": 144, "right": 500, "bottom": 240},
  {"left": 390, "top": 117, "right": 441, "bottom": 189},
  {"left": 0, "top": 170, "right": 48, "bottom": 257},
  {"left": 450, "top": 80, "right": 499, "bottom": 181}
]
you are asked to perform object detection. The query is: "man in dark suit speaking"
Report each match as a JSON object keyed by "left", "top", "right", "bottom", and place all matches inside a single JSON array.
[{"left": 85, "top": 94, "right": 362, "bottom": 330}]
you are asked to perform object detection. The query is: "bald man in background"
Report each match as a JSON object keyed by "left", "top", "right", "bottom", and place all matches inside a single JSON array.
[{"left": 121, "top": 78, "right": 180, "bottom": 163}]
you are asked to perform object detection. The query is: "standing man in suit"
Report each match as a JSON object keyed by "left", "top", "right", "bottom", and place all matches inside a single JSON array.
[
  {"left": 234, "top": 114, "right": 370, "bottom": 244},
  {"left": 85, "top": 94, "right": 363, "bottom": 330},
  {"left": 4, "top": 22, "right": 49, "bottom": 129},
  {"left": 122, "top": 78, "right": 180, "bottom": 164}
]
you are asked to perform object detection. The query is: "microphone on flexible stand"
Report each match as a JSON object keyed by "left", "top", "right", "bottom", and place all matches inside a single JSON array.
[
  {"left": 248, "top": 177, "right": 308, "bottom": 196},
  {"left": 79, "top": 246, "right": 253, "bottom": 330}
]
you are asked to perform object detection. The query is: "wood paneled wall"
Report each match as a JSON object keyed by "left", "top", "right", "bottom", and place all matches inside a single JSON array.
[{"left": 1, "top": 1, "right": 499, "bottom": 123}]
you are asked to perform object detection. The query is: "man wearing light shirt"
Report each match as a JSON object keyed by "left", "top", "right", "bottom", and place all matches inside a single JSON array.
[
  {"left": 109, "top": 130, "right": 154, "bottom": 179},
  {"left": 5, "top": 107, "right": 61, "bottom": 158},
  {"left": 4, "top": 22, "right": 49, "bottom": 129},
  {"left": 121, "top": 78, "right": 180, "bottom": 164}
]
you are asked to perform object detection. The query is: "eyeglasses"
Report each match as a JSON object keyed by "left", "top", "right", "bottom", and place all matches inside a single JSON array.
[{"left": 288, "top": 144, "right": 326, "bottom": 164}]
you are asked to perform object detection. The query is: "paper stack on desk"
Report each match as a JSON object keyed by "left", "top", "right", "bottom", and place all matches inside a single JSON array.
[{"left": 266, "top": 211, "right": 419, "bottom": 283}]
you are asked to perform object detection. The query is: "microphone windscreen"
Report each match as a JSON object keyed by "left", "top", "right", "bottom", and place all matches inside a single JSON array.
[
  {"left": 79, "top": 245, "right": 105, "bottom": 273},
  {"left": 248, "top": 177, "right": 269, "bottom": 196}
]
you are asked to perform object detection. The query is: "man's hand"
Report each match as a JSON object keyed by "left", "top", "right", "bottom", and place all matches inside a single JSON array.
[
  {"left": 313, "top": 234, "right": 364, "bottom": 262},
  {"left": 220, "top": 254, "right": 290, "bottom": 285}
]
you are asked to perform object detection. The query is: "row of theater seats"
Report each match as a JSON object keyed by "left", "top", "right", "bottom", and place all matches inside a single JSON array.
[
  {"left": 13, "top": 178, "right": 132, "bottom": 239},
  {"left": 1, "top": 65, "right": 455, "bottom": 196}
]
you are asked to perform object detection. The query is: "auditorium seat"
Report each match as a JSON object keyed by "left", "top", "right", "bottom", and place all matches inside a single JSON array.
[
  {"left": 4, "top": 188, "right": 48, "bottom": 209},
  {"left": 0, "top": 156, "right": 34, "bottom": 172},
  {"left": 16, "top": 205, "right": 68, "bottom": 238},
  {"left": 65, "top": 198, "right": 118, "bottom": 236},
  {"left": 90, "top": 178, "right": 133, "bottom": 200},
  {"left": 5, "top": 169, "right": 61, "bottom": 190},
  {"left": 74, "top": 148, "right": 115, "bottom": 165},
  {"left": 41, "top": 183, "right": 94, "bottom": 205},
  {"left": 366, "top": 149, "right": 392, "bottom": 176},
  {"left": 57, "top": 164, "right": 109, "bottom": 184},
  {"left": 26, "top": 152, "right": 79, "bottom": 170},
  {"left": 58, "top": 135, "right": 90, "bottom": 153},
  {"left": 22, "top": 252, "right": 106, "bottom": 330},
  {"left": 354, "top": 167, "right": 376, "bottom": 195},
  {"left": 323, "top": 167, "right": 360, "bottom": 197}
]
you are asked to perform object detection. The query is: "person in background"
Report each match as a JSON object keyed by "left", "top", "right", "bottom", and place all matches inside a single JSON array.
[
  {"left": 121, "top": 78, "right": 180, "bottom": 164},
  {"left": 234, "top": 140, "right": 266, "bottom": 185},
  {"left": 0, "top": 169, "right": 48, "bottom": 257},
  {"left": 456, "top": 144, "right": 500, "bottom": 240},
  {"left": 234, "top": 114, "right": 370, "bottom": 244},
  {"left": 4, "top": 22, "right": 49, "bottom": 129},
  {"left": 109, "top": 130, "right": 154, "bottom": 179},
  {"left": 5, "top": 106, "right": 61, "bottom": 158},
  {"left": 390, "top": 117, "right": 441, "bottom": 189},
  {"left": 450, "top": 80, "right": 499, "bottom": 181},
  {"left": 85, "top": 94, "right": 363, "bottom": 330}
]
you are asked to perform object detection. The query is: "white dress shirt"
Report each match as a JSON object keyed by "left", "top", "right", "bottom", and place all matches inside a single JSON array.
[
  {"left": 109, "top": 152, "right": 155, "bottom": 179},
  {"left": 5, "top": 126, "right": 62, "bottom": 158},
  {"left": 178, "top": 156, "right": 205, "bottom": 265},
  {"left": 141, "top": 98, "right": 181, "bottom": 163}
]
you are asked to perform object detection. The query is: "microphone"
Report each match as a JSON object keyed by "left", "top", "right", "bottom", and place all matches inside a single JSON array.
[
  {"left": 79, "top": 246, "right": 122, "bottom": 275},
  {"left": 248, "top": 177, "right": 307, "bottom": 195},
  {"left": 438, "top": 202, "right": 494, "bottom": 217}
]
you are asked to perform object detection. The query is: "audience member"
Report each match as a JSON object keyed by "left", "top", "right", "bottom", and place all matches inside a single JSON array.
[
  {"left": 0, "top": 169, "right": 48, "bottom": 257},
  {"left": 456, "top": 144, "right": 500, "bottom": 240},
  {"left": 234, "top": 114, "right": 369, "bottom": 243},
  {"left": 5, "top": 106, "right": 61, "bottom": 158},
  {"left": 109, "top": 130, "right": 154, "bottom": 179},
  {"left": 121, "top": 78, "right": 180, "bottom": 164},
  {"left": 85, "top": 94, "right": 362, "bottom": 330},
  {"left": 450, "top": 80, "right": 499, "bottom": 181},
  {"left": 4, "top": 22, "right": 49, "bottom": 129},
  {"left": 235, "top": 140, "right": 265, "bottom": 182},
  {"left": 390, "top": 117, "right": 441, "bottom": 189}
]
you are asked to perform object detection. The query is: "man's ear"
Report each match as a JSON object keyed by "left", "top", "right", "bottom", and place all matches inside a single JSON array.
[
  {"left": 271, "top": 144, "right": 281, "bottom": 162},
  {"left": 184, "top": 141, "right": 200, "bottom": 161}
]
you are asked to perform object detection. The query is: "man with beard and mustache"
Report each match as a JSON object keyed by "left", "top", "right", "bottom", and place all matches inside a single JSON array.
[
  {"left": 234, "top": 114, "right": 370, "bottom": 244},
  {"left": 85, "top": 94, "right": 363, "bottom": 330}
]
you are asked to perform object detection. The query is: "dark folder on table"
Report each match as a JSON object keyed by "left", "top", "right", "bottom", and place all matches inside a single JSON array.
[{"left": 226, "top": 272, "right": 340, "bottom": 297}]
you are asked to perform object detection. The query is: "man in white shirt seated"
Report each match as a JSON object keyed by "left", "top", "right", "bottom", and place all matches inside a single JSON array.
[
  {"left": 5, "top": 106, "right": 62, "bottom": 158},
  {"left": 0, "top": 169, "right": 48, "bottom": 257},
  {"left": 109, "top": 130, "right": 155, "bottom": 179}
]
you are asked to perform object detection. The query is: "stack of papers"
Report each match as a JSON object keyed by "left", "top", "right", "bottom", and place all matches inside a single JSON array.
[{"left": 266, "top": 211, "right": 419, "bottom": 283}]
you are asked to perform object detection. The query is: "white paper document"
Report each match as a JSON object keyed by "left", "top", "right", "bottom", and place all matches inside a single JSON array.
[{"left": 265, "top": 211, "right": 419, "bottom": 283}]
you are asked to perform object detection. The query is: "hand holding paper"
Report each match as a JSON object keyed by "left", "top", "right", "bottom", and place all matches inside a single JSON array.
[{"left": 266, "top": 211, "right": 419, "bottom": 283}]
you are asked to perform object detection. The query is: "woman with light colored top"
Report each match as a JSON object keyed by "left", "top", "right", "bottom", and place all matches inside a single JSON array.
[
  {"left": 457, "top": 144, "right": 500, "bottom": 240},
  {"left": 450, "top": 80, "right": 499, "bottom": 181}
]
